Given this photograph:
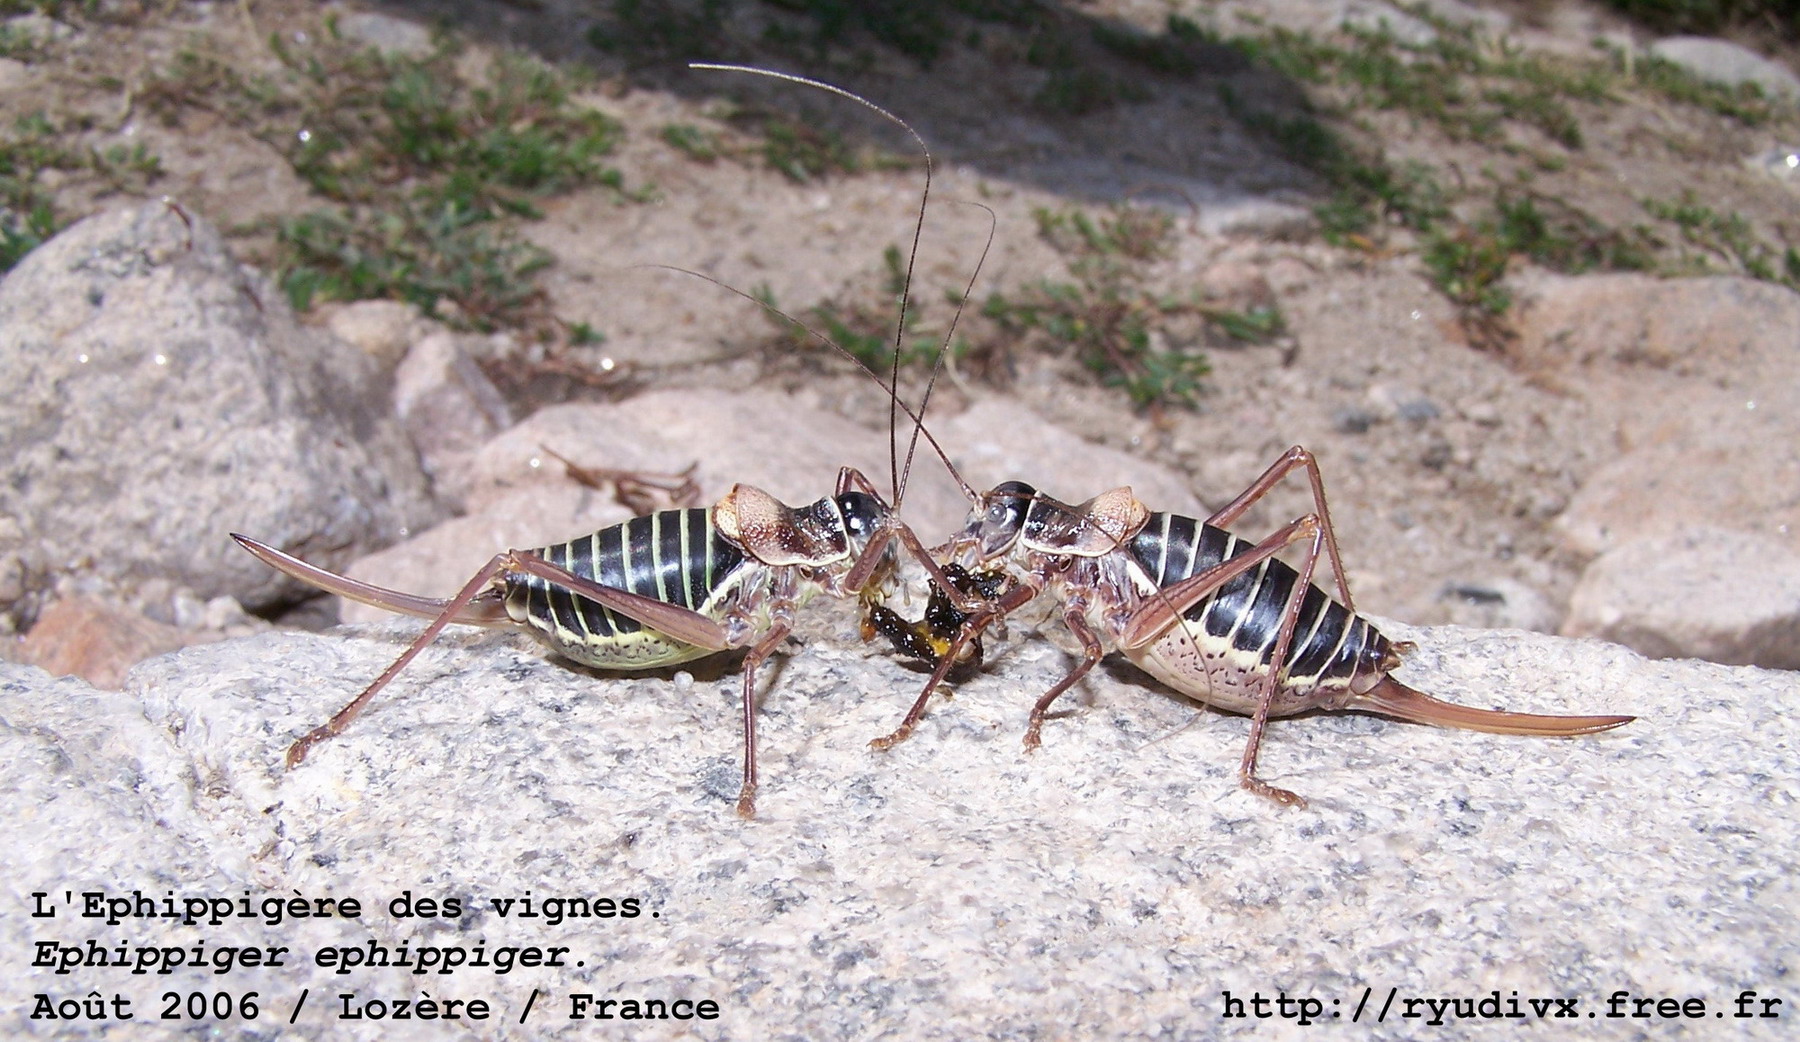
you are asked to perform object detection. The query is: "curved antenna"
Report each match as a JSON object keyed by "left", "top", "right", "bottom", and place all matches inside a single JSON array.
[
  {"left": 900, "top": 199, "right": 995, "bottom": 510},
  {"left": 632, "top": 263, "right": 978, "bottom": 505},
  {"left": 689, "top": 62, "right": 978, "bottom": 510}
]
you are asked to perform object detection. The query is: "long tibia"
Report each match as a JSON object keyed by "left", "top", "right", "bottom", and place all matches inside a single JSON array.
[
  {"left": 285, "top": 551, "right": 517, "bottom": 767},
  {"left": 1203, "top": 446, "right": 1355, "bottom": 613}
]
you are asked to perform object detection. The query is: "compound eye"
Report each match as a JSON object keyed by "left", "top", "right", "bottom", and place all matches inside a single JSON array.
[
  {"left": 986, "top": 482, "right": 1034, "bottom": 529},
  {"left": 835, "top": 493, "right": 876, "bottom": 537}
]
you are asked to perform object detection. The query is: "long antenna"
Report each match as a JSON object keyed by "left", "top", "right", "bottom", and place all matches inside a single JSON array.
[
  {"left": 633, "top": 263, "right": 977, "bottom": 503},
  {"left": 899, "top": 198, "right": 994, "bottom": 507},
  {"left": 688, "top": 62, "right": 975, "bottom": 510}
]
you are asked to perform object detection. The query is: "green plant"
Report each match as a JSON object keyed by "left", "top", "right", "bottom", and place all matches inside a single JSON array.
[
  {"left": 0, "top": 112, "right": 82, "bottom": 271},
  {"left": 0, "top": 106, "right": 176, "bottom": 270},
  {"left": 1610, "top": 48, "right": 1777, "bottom": 124},
  {"left": 138, "top": 46, "right": 282, "bottom": 129},
  {"left": 1644, "top": 193, "right": 1798, "bottom": 287},
  {"left": 759, "top": 116, "right": 862, "bottom": 182},
  {"left": 276, "top": 199, "right": 552, "bottom": 331},
  {"left": 1090, "top": 14, "right": 1218, "bottom": 77},
  {"left": 270, "top": 37, "right": 624, "bottom": 218},
  {"left": 1600, "top": 0, "right": 1799, "bottom": 38},
  {"left": 661, "top": 123, "right": 720, "bottom": 162},
  {"left": 976, "top": 204, "right": 1211, "bottom": 410},
  {"left": 1422, "top": 224, "right": 1516, "bottom": 315},
  {"left": 1205, "top": 305, "right": 1286, "bottom": 344},
  {"left": 0, "top": 0, "right": 85, "bottom": 13},
  {"left": 1036, "top": 66, "right": 1148, "bottom": 115},
  {"left": 706, "top": 99, "right": 885, "bottom": 183},
  {"left": 1228, "top": 18, "right": 1608, "bottom": 149},
  {"left": 1481, "top": 84, "right": 1584, "bottom": 148},
  {"left": 136, "top": 19, "right": 631, "bottom": 333},
  {"left": 586, "top": 0, "right": 730, "bottom": 60},
  {"left": 1330, "top": 156, "right": 1451, "bottom": 242},
  {"left": 1019, "top": 25, "right": 1153, "bottom": 119},
  {"left": 1212, "top": 9, "right": 1791, "bottom": 343},
  {"left": 567, "top": 321, "right": 605, "bottom": 346},
  {"left": 760, "top": 0, "right": 950, "bottom": 63},
  {"left": 1219, "top": 76, "right": 1453, "bottom": 246},
  {"left": 1423, "top": 191, "right": 1658, "bottom": 329},
  {"left": 1033, "top": 205, "right": 1174, "bottom": 261},
  {"left": 983, "top": 281, "right": 1211, "bottom": 409},
  {"left": 0, "top": 21, "right": 40, "bottom": 60},
  {"left": 88, "top": 142, "right": 162, "bottom": 191},
  {"left": 0, "top": 200, "right": 54, "bottom": 271},
  {"left": 758, "top": 0, "right": 1041, "bottom": 65},
  {"left": 764, "top": 244, "right": 962, "bottom": 373}
]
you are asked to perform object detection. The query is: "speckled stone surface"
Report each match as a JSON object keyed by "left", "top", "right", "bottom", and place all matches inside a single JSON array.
[{"left": 3, "top": 613, "right": 1793, "bottom": 1039}]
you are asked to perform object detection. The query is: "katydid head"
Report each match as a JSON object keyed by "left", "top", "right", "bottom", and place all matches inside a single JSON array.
[
  {"left": 958, "top": 480, "right": 1036, "bottom": 563},
  {"left": 956, "top": 482, "right": 1153, "bottom": 566}
]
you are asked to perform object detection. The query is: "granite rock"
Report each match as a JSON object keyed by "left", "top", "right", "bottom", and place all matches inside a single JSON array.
[
  {"left": 320, "top": 299, "right": 430, "bottom": 371},
  {"left": 1, "top": 614, "right": 1791, "bottom": 1039},
  {"left": 392, "top": 331, "right": 516, "bottom": 508},
  {"left": 1649, "top": 36, "right": 1800, "bottom": 99},
  {"left": 1564, "top": 526, "right": 1800, "bottom": 669},
  {"left": 0, "top": 203, "right": 439, "bottom": 623},
  {"left": 14, "top": 595, "right": 190, "bottom": 689}
]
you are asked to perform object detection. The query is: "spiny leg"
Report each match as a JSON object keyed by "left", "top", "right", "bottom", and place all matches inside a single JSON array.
[
  {"left": 509, "top": 551, "right": 731, "bottom": 652},
  {"left": 1205, "top": 446, "right": 1355, "bottom": 612},
  {"left": 835, "top": 467, "right": 1009, "bottom": 618},
  {"left": 1115, "top": 513, "right": 1330, "bottom": 807},
  {"left": 869, "top": 616, "right": 990, "bottom": 751},
  {"left": 288, "top": 552, "right": 516, "bottom": 767},
  {"left": 288, "top": 549, "right": 732, "bottom": 767},
  {"left": 1237, "top": 516, "right": 1326, "bottom": 808},
  {"left": 891, "top": 523, "right": 1003, "bottom": 613},
  {"left": 1023, "top": 597, "right": 1105, "bottom": 750},
  {"left": 733, "top": 620, "right": 792, "bottom": 819},
  {"left": 838, "top": 510, "right": 1001, "bottom": 619},
  {"left": 860, "top": 571, "right": 987, "bottom": 673}
]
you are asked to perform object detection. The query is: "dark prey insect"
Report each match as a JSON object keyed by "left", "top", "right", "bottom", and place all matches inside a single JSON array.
[
  {"left": 869, "top": 446, "right": 1634, "bottom": 807},
  {"left": 862, "top": 562, "right": 1006, "bottom": 679}
]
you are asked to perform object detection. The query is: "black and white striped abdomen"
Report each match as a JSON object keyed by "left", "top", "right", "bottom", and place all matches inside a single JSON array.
[
  {"left": 503, "top": 507, "right": 749, "bottom": 669},
  {"left": 1126, "top": 512, "right": 1387, "bottom": 708}
]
